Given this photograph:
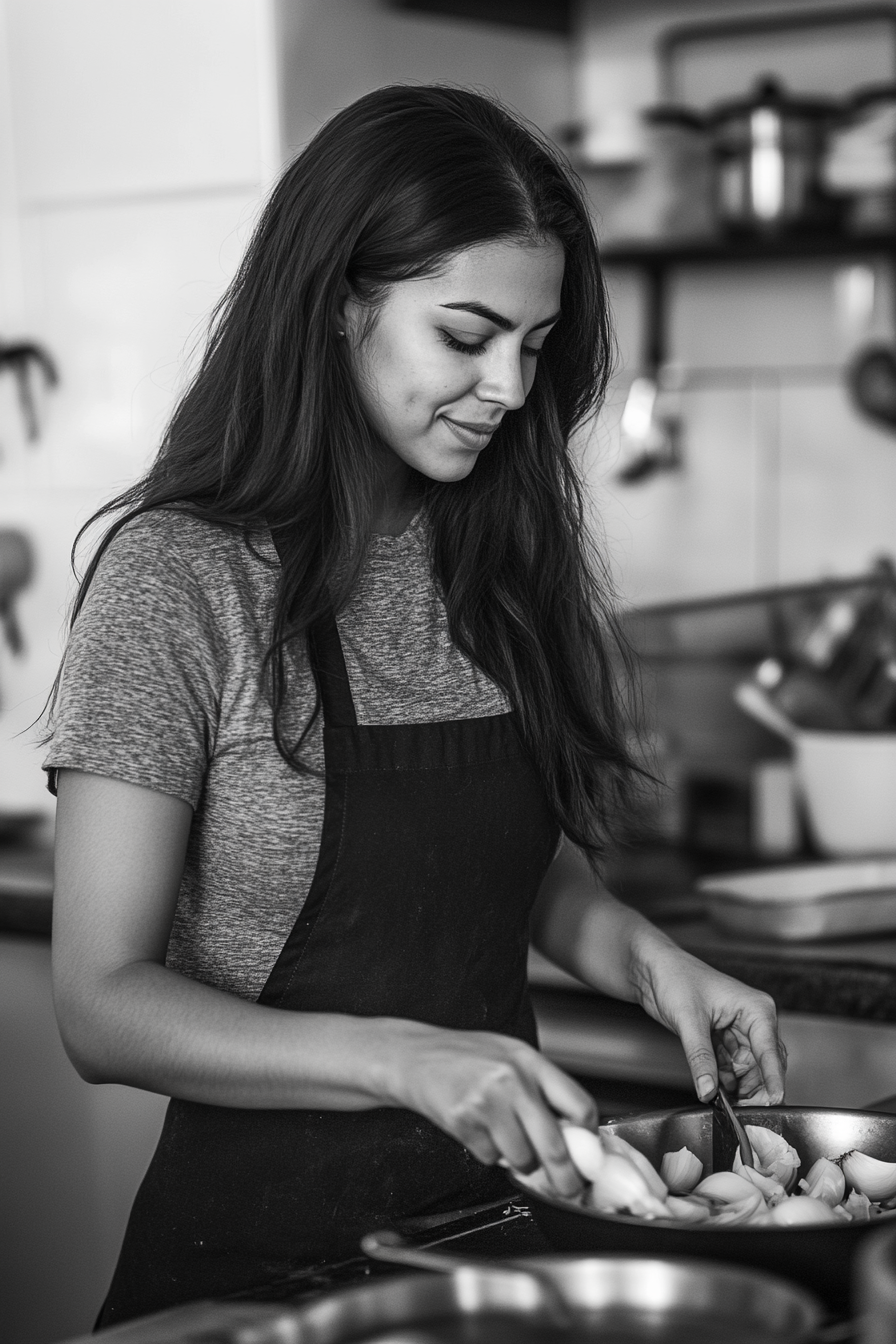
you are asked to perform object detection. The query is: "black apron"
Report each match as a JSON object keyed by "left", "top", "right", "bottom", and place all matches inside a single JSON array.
[{"left": 98, "top": 585, "right": 559, "bottom": 1327}]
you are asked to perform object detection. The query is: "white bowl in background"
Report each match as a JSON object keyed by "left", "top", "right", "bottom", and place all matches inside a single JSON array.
[{"left": 796, "top": 731, "right": 896, "bottom": 856}]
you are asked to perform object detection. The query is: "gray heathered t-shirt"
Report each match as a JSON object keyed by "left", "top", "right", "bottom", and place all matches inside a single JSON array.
[{"left": 44, "top": 508, "right": 509, "bottom": 1001}]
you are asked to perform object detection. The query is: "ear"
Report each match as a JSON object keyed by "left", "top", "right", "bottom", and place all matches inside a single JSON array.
[{"left": 337, "top": 286, "right": 360, "bottom": 341}]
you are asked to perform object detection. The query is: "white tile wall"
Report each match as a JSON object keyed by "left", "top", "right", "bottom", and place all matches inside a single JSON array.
[
  {"left": 0, "top": 0, "right": 277, "bottom": 824},
  {"left": 15, "top": 189, "right": 263, "bottom": 488},
  {"left": 778, "top": 383, "right": 896, "bottom": 581},
  {"left": 585, "top": 383, "right": 758, "bottom": 605},
  {"left": 588, "top": 256, "right": 896, "bottom": 607}
]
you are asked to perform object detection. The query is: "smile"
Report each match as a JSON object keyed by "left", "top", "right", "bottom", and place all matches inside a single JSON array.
[{"left": 442, "top": 416, "right": 500, "bottom": 450}]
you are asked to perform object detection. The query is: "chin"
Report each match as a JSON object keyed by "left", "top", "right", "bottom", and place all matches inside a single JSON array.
[{"left": 422, "top": 453, "right": 481, "bottom": 483}]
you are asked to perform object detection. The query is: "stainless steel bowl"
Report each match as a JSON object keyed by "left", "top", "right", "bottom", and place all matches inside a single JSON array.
[{"left": 512, "top": 1105, "right": 896, "bottom": 1314}]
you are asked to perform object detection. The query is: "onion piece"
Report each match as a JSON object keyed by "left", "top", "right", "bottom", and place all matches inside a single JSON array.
[
  {"left": 732, "top": 1153, "right": 787, "bottom": 1204},
  {"left": 693, "top": 1170, "right": 757, "bottom": 1204},
  {"left": 664, "top": 1194, "right": 711, "bottom": 1224},
  {"left": 840, "top": 1150, "right": 896, "bottom": 1202},
  {"left": 560, "top": 1123, "right": 605, "bottom": 1184},
  {"left": 586, "top": 1152, "right": 670, "bottom": 1219},
  {"left": 599, "top": 1128, "right": 668, "bottom": 1199},
  {"left": 744, "top": 1126, "right": 800, "bottom": 1191},
  {"left": 660, "top": 1146, "right": 703, "bottom": 1194},
  {"left": 712, "top": 1188, "right": 767, "bottom": 1226},
  {"left": 798, "top": 1156, "right": 846, "bottom": 1207}
]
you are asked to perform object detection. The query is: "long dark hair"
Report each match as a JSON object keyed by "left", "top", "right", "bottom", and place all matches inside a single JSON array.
[{"left": 49, "top": 84, "right": 641, "bottom": 863}]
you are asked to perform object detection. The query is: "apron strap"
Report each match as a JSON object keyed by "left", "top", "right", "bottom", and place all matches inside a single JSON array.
[
  {"left": 307, "top": 616, "right": 358, "bottom": 728},
  {"left": 267, "top": 525, "right": 358, "bottom": 728}
]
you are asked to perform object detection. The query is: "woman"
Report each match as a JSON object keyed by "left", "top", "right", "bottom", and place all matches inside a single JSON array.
[{"left": 44, "top": 85, "right": 785, "bottom": 1326}]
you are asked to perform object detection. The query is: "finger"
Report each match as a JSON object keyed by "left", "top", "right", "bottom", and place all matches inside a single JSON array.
[
  {"left": 717, "top": 1056, "right": 738, "bottom": 1097},
  {"left": 487, "top": 1114, "right": 539, "bottom": 1176},
  {"left": 535, "top": 1058, "right": 599, "bottom": 1129},
  {"left": 675, "top": 1014, "right": 718, "bottom": 1102},
  {"left": 743, "top": 1017, "right": 787, "bottom": 1105},
  {"left": 515, "top": 1096, "right": 585, "bottom": 1199},
  {"left": 454, "top": 1122, "right": 501, "bottom": 1168}
]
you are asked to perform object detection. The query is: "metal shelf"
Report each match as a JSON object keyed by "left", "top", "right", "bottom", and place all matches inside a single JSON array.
[{"left": 600, "top": 232, "right": 896, "bottom": 374}]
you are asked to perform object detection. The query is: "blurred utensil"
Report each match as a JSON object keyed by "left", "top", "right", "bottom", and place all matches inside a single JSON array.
[
  {"left": 849, "top": 341, "right": 896, "bottom": 431},
  {"left": 733, "top": 680, "right": 797, "bottom": 742},
  {"left": 715, "top": 1089, "right": 756, "bottom": 1167},
  {"left": 360, "top": 1227, "right": 575, "bottom": 1329}
]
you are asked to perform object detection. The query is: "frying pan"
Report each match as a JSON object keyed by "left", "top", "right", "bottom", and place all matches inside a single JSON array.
[{"left": 511, "top": 1105, "right": 896, "bottom": 1314}]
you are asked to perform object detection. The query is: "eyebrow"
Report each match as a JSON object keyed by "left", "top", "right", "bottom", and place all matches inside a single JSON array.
[{"left": 439, "top": 301, "right": 561, "bottom": 333}]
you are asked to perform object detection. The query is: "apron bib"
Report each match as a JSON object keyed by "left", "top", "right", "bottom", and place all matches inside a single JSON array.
[{"left": 99, "top": 580, "right": 559, "bottom": 1326}]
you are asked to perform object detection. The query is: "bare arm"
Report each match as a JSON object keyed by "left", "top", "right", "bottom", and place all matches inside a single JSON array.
[
  {"left": 530, "top": 838, "right": 787, "bottom": 1105},
  {"left": 51, "top": 769, "right": 594, "bottom": 1193}
]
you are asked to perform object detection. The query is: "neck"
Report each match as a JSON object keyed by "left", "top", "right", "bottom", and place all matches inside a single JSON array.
[{"left": 372, "top": 460, "right": 421, "bottom": 537}]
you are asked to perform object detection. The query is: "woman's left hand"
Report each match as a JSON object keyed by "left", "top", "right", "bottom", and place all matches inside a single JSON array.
[
  {"left": 632, "top": 934, "right": 787, "bottom": 1105},
  {"left": 530, "top": 841, "right": 786, "bottom": 1107}
]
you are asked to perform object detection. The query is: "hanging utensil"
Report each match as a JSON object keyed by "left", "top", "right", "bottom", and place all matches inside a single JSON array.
[
  {"left": 733, "top": 680, "right": 798, "bottom": 743},
  {"left": 848, "top": 341, "right": 896, "bottom": 432},
  {"left": 0, "top": 340, "right": 58, "bottom": 442}
]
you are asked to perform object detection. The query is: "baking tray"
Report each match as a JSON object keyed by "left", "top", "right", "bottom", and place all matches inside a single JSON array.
[{"left": 698, "top": 858, "right": 896, "bottom": 941}]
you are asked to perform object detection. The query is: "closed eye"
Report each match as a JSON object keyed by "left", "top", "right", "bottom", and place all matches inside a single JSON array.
[
  {"left": 439, "top": 330, "right": 544, "bottom": 360},
  {"left": 439, "top": 330, "right": 487, "bottom": 356}
]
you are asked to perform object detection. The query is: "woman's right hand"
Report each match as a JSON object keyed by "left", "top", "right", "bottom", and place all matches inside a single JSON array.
[{"left": 378, "top": 1021, "right": 596, "bottom": 1199}]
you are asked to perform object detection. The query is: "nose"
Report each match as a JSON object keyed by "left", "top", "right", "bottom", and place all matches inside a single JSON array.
[{"left": 475, "top": 343, "right": 528, "bottom": 411}]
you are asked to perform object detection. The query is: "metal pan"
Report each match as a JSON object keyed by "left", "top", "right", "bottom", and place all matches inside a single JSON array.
[
  {"left": 58, "top": 1259, "right": 821, "bottom": 1343},
  {"left": 287, "top": 1256, "right": 821, "bottom": 1342},
  {"left": 511, "top": 1105, "right": 896, "bottom": 1314}
]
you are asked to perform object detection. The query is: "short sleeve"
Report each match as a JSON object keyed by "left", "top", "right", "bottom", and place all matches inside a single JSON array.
[{"left": 43, "top": 514, "right": 225, "bottom": 807}]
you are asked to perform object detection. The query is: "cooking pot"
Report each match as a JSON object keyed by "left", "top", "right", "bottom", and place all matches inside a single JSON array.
[
  {"left": 708, "top": 76, "right": 840, "bottom": 233},
  {"left": 512, "top": 1105, "right": 896, "bottom": 1313}
]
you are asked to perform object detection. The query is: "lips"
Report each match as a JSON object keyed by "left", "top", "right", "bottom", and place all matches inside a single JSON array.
[{"left": 442, "top": 416, "right": 502, "bottom": 450}]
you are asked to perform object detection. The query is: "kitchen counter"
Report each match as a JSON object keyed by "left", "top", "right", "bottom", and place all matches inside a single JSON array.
[{"left": 603, "top": 844, "right": 896, "bottom": 1023}]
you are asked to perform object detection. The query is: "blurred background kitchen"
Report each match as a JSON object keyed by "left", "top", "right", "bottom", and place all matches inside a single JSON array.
[{"left": 3, "top": 1, "right": 896, "bottom": 1340}]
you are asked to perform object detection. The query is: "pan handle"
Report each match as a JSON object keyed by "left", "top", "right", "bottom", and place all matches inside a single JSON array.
[{"left": 360, "top": 1228, "right": 575, "bottom": 1327}]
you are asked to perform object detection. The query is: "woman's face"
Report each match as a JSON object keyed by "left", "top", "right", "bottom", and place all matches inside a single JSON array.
[{"left": 344, "top": 236, "right": 565, "bottom": 490}]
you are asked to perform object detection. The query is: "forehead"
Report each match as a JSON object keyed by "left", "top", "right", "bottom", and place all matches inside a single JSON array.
[{"left": 394, "top": 237, "right": 565, "bottom": 320}]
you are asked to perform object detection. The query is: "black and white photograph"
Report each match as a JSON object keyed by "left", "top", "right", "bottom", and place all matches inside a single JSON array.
[{"left": 2, "top": 3, "right": 896, "bottom": 1342}]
